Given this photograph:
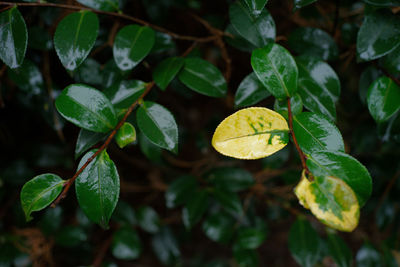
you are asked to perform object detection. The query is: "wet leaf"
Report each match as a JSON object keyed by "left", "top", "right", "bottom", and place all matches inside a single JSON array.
[
  {"left": 234, "top": 72, "right": 271, "bottom": 108},
  {"left": 327, "top": 233, "right": 353, "bottom": 267},
  {"left": 153, "top": 57, "right": 184, "bottom": 90},
  {"left": 104, "top": 79, "right": 146, "bottom": 109},
  {"left": 115, "top": 122, "right": 136, "bottom": 148},
  {"left": 77, "top": 0, "right": 120, "bottom": 11},
  {"left": 112, "top": 227, "right": 142, "bottom": 260},
  {"left": 75, "top": 129, "right": 106, "bottom": 159},
  {"left": 165, "top": 175, "right": 198, "bottom": 208}
]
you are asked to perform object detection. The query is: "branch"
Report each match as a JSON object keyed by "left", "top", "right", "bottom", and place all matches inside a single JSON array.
[
  {"left": 0, "top": 1, "right": 218, "bottom": 43},
  {"left": 378, "top": 65, "right": 400, "bottom": 88}
]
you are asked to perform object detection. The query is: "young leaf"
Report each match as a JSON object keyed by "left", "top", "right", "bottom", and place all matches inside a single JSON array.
[
  {"left": 327, "top": 233, "right": 353, "bottom": 267},
  {"left": 20, "top": 174, "right": 65, "bottom": 221},
  {"left": 165, "top": 175, "right": 198, "bottom": 208},
  {"left": 111, "top": 227, "right": 142, "bottom": 260},
  {"left": 104, "top": 80, "right": 146, "bottom": 109},
  {"left": 367, "top": 76, "right": 400, "bottom": 123},
  {"left": 77, "top": 0, "right": 120, "bottom": 11},
  {"left": 274, "top": 94, "right": 303, "bottom": 120},
  {"left": 113, "top": 25, "right": 155, "bottom": 71},
  {"left": 357, "top": 9, "right": 400, "bottom": 61},
  {"left": 178, "top": 57, "right": 227, "bottom": 97},
  {"left": 54, "top": 11, "right": 99, "bottom": 71},
  {"left": 8, "top": 59, "right": 44, "bottom": 96},
  {"left": 153, "top": 57, "right": 184, "bottom": 90},
  {"left": 234, "top": 72, "right": 271, "bottom": 108},
  {"left": 182, "top": 190, "right": 209, "bottom": 229},
  {"left": 293, "top": 112, "right": 345, "bottom": 156},
  {"left": 55, "top": 84, "right": 117, "bottom": 133},
  {"left": 75, "top": 150, "right": 120, "bottom": 229},
  {"left": 212, "top": 107, "right": 289, "bottom": 159},
  {"left": 136, "top": 101, "right": 178, "bottom": 153},
  {"left": 136, "top": 206, "right": 161, "bottom": 233},
  {"left": 207, "top": 167, "right": 254, "bottom": 192},
  {"left": 251, "top": 43, "right": 298, "bottom": 99},
  {"left": 115, "top": 122, "right": 136, "bottom": 149},
  {"left": 75, "top": 129, "right": 107, "bottom": 159},
  {"left": 229, "top": 1, "right": 275, "bottom": 48},
  {"left": 0, "top": 7, "right": 27, "bottom": 69}
]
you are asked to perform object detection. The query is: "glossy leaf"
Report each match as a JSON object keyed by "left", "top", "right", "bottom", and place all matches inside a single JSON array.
[
  {"left": 234, "top": 72, "right": 271, "bottom": 108},
  {"left": 307, "top": 150, "right": 372, "bottom": 206},
  {"left": 178, "top": 57, "right": 227, "bottom": 97},
  {"left": 327, "top": 233, "right": 353, "bottom": 267},
  {"left": 213, "top": 189, "right": 243, "bottom": 215},
  {"left": 56, "top": 84, "right": 117, "bottom": 133},
  {"left": 212, "top": 107, "right": 289, "bottom": 159},
  {"left": 151, "top": 227, "right": 180, "bottom": 266},
  {"left": 225, "top": 24, "right": 257, "bottom": 53},
  {"left": 112, "top": 201, "right": 136, "bottom": 225},
  {"left": 251, "top": 43, "right": 298, "bottom": 98},
  {"left": 359, "top": 66, "right": 382, "bottom": 105},
  {"left": 288, "top": 218, "right": 322, "bottom": 267},
  {"left": 75, "top": 150, "right": 120, "bottom": 228},
  {"left": 136, "top": 206, "right": 161, "bottom": 233},
  {"left": 102, "top": 59, "right": 130, "bottom": 88},
  {"left": 289, "top": 27, "right": 338, "bottom": 61},
  {"left": 136, "top": 101, "right": 178, "bottom": 153},
  {"left": 138, "top": 131, "right": 162, "bottom": 162},
  {"left": 77, "top": 0, "right": 120, "bottom": 11},
  {"left": 293, "top": 112, "right": 345, "bottom": 156},
  {"left": 356, "top": 244, "right": 382, "bottom": 266},
  {"left": 229, "top": 1, "right": 276, "bottom": 47},
  {"left": 113, "top": 24, "right": 155, "bottom": 71},
  {"left": 233, "top": 247, "right": 259, "bottom": 267},
  {"left": 20, "top": 174, "right": 65, "bottom": 221},
  {"left": 382, "top": 46, "right": 400, "bottom": 75},
  {"left": 364, "top": 0, "right": 400, "bottom": 5},
  {"left": 115, "top": 122, "right": 136, "bottom": 148},
  {"left": 244, "top": 0, "right": 268, "bottom": 16},
  {"left": 54, "top": 11, "right": 99, "bottom": 71},
  {"left": 202, "top": 212, "right": 235, "bottom": 243},
  {"left": 111, "top": 227, "right": 142, "bottom": 260},
  {"left": 357, "top": 10, "right": 400, "bottom": 61},
  {"left": 8, "top": 59, "right": 44, "bottom": 96},
  {"left": 207, "top": 167, "right": 254, "bottom": 192},
  {"left": 236, "top": 225, "right": 267, "bottom": 249},
  {"left": 293, "top": 0, "right": 317, "bottom": 10},
  {"left": 182, "top": 190, "right": 209, "bottom": 229},
  {"left": 274, "top": 94, "right": 303, "bottom": 120},
  {"left": 104, "top": 79, "right": 146, "bottom": 109},
  {"left": 0, "top": 7, "right": 27, "bottom": 69},
  {"left": 153, "top": 57, "right": 184, "bottom": 90},
  {"left": 75, "top": 129, "right": 106, "bottom": 159},
  {"left": 296, "top": 57, "right": 341, "bottom": 121},
  {"left": 165, "top": 175, "right": 198, "bottom": 208},
  {"left": 74, "top": 58, "right": 103, "bottom": 86},
  {"left": 367, "top": 76, "right": 400, "bottom": 123}
]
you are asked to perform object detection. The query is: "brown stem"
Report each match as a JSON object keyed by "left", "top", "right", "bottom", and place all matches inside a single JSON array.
[
  {"left": 0, "top": 1, "right": 218, "bottom": 42},
  {"left": 377, "top": 65, "right": 400, "bottom": 88},
  {"left": 51, "top": 82, "right": 155, "bottom": 206},
  {"left": 287, "top": 97, "right": 309, "bottom": 174}
]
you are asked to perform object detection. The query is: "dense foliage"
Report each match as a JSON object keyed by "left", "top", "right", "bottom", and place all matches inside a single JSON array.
[{"left": 0, "top": 0, "right": 400, "bottom": 266}]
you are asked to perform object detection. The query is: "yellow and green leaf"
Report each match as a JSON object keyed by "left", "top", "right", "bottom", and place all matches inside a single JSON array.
[{"left": 212, "top": 107, "right": 289, "bottom": 159}]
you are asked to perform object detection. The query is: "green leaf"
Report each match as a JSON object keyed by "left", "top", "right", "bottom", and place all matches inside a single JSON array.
[
  {"left": 382, "top": 46, "right": 400, "bottom": 75},
  {"left": 115, "top": 122, "right": 136, "bottom": 148},
  {"left": 111, "top": 227, "right": 142, "bottom": 260},
  {"left": 54, "top": 11, "right": 99, "bottom": 71},
  {"left": 288, "top": 218, "right": 322, "bottom": 267},
  {"left": 293, "top": 0, "right": 318, "bottom": 10},
  {"left": 55, "top": 84, "right": 117, "bottom": 133},
  {"left": 151, "top": 32, "right": 176, "bottom": 54},
  {"left": 327, "top": 233, "right": 353, "bottom": 267},
  {"left": 153, "top": 57, "right": 184, "bottom": 90},
  {"left": 165, "top": 175, "right": 198, "bottom": 208},
  {"left": 359, "top": 66, "right": 382, "bottom": 105},
  {"left": 243, "top": 0, "right": 268, "bottom": 16},
  {"left": 356, "top": 244, "right": 382, "bottom": 266},
  {"left": 235, "top": 225, "right": 267, "bottom": 249},
  {"left": 307, "top": 150, "right": 372, "bottom": 206},
  {"left": 113, "top": 24, "right": 155, "bottom": 71},
  {"left": 112, "top": 200, "right": 136, "bottom": 225},
  {"left": 136, "top": 206, "right": 161, "bottom": 233},
  {"left": 225, "top": 24, "right": 257, "bottom": 53},
  {"left": 213, "top": 189, "right": 243, "bottom": 215},
  {"left": 75, "top": 129, "right": 106, "bottom": 159},
  {"left": 251, "top": 43, "right": 298, "bottom": 99},
  {"left": 234, "top": 72, "right": 271, "bottom": 108},
  {"left": 55, "top": 226, "right": 87, "bottom": 247},
  {"left": 274, "top": 94, "right": 303, "bottom": 120},
  {"left": 138, "top": 131, "right": 162, "bottom": 162},
  {"left": 367, "top": 76, "right": 400, "bottom": 123},
  {"left": 233, "top": 247, "right": 259, "bottom": 267},
  {"left": 8, "top": 59, "right": 44, "bottom": 96},
  {"left": 364, "top": 0, "right": 400, "bottom": 6},
  {"left": 293, "top": 112, "right": 345, "bottom": 156},
  {"left": 289, "top": 27, "right": 338, "bottom": 61},
  {"left": 357, "top": 9, "right": 400, "bottom": 61},
  {"left": 296, "top": 56, "right": 340, "bottom": 121},
  {"left": 75, "top": 150, "right": 120, "bottom": 228},
  {"left": 136, "top": 101, "right": 178, "bottom": 153},
  {"left": 229, "top": 1, "right": 275, "bottom": 48},
  {"left": 207, "top": 167, "right": 254, "bottom": 192},
  {"left": 0, "top": 7, "right": 27, "bottom": 69},
  {"left": 151, "top": 227, "right": 180, "bottom": 266},
  {"left": 104, "top": 79, "right": 146, "bottom": 109},
  {"left": 178, "top": 57, "right": 227, "bottom": 97},
  {"left": 77, "top": 0, "right": 120, "bottom": 11},
  {"left": 102, "top": 59, "right": 130, "bottom": 88},
  {"left": 74, "top": 58, "right": 103, "bottom": 86},
  {"left": 202, "top": 212, "right": 235, "bottom": 243},
  {"left": 182, "top": 190, "right": 209, "bottom": 229}
]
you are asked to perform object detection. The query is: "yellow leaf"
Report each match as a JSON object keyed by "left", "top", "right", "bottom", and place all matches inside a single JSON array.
[
  {"left": 294, "top": 170, "right": 310, "bottom": 209},
  {"left": 211, "top": 107, "right": 289, "bottom": 159}
]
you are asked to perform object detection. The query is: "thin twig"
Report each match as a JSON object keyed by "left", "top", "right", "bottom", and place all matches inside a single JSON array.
[
  {"left": 92, "top": 234, "right": 113, "bottom": 267},
  {"left": 377, "top": 65, "right": 400, "bottom": 88}
]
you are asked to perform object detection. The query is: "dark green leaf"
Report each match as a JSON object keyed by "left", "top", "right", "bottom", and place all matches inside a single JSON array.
[
  {"left": 293, "top": 112, "right": 345, "bottom": 156},
  {"left": 54, "top": 11, "right": 99, "bottom": 71},
  {"left": 55, "top": 226, "right": 87, "bottom": 247},
  {"left": 153, "top": 57, "right": 184, "bottom": 90},
  {"left": 104, "top": 79, "right": 146, "bottom": 109},
  {"left": 136, "top": 101, "right": 178, "bottom": 153},
  {"left": 0, "top": 7, "right": 27, "bottom": 68},
  {"left": 102, "top": 59, "right": 130, "bottom": 88},
  {"left": 136, "top": 206, "right": 161, "bottom": 233},
  {"left": 178, "top": 57, "right": 227, "bottom": 97},
  {"left": 75, "top": 129, "right": 107, "bottom": 159},
  {"left": 202, "top": 212, "right": 235, "bottom": 243},
  {"left": 55, "top": 84, "right": 117, "bottom": 133},
  {"left": 243, "top": 0, "right": 268, "bottom": 16},
  {"left": 288, "top": 218, "right": 322, "bottom": 267},
  {"left": 112, "top": 200, "right": 136, "bottom": 225},
  {"left": 111, "top": 227, "right": 142, "bottom": 260},
  {"left": 151, "top": 226, "right": 180, "bottom": 266},
  {"left": 293, "top": 0, "right": 317, "bottom": 10},
  {"left": 289, "top": 27, "right": 338, "bottom": 61},
  {"left": 20, "top": 173, "right": 65, "bottom": 221},
  {"left": 138, "top": 131, "right": 162, "bottom": 162},
  {"left": 364, "top": 0, "right": 400, "bottom": 6},
  {"left": 115, "top": 122, "right": 136, "bottom": 148},
  {"left": 77, "top": 0, "right": 120, "bottom": 11},
  {"left": 151, "top": 32, "right": 176, "bottom": 54},
  {"left": 182, "top": 190, "right": 209, "bottom": 229},
  {"left": 75, "top": 150, "right": 120, "bottom": 228},
  {"left": 8, "top": 59, "right": 44, "bottom": 96},
  {"left": 296, "top": 56, "right": 341, "bottom": 121},
  {"left": 39, "top": 206, "right": 63, "bottom": 235},
  {"left": 235, "top": 225, "right": 267, "bottom": 249},
  {"left": 367, "top": 76, "right": 400, "bottom": 123},
  {"left": 165, "top": 175, "right": 198, "bottom": 208},
  {"left": 229, "top": 1, "right": 275, "bottom": 47},
  {"left": 327, "top": 233, "right": 353, "bottom": 267},
  {"left": 207, "top": 167, "right": 255, "bottom": 192},
  {"left": 234, "top": 72, "right": 271, "bottom": 108},
  {"left": 307, "top": 150, "right": 372, "bottom": 206},
  {"left": 225, "top": 24, "right": 257, "bottom": 53},
  {"left": 213, "top": 189, "right": 243, "bottom": 215},
  {"left": 274, "top": 94, "right": 303, "bottom": 120},
  {"left": 251, "top": 43, "right": 298, "bottom": 99},
  {"left": 233, "top": 247, "right": 259, "bottom": 267},
  {"left": 357, "top": 10, "right": 400, "bottom": 61},
  {"left": 382, "top": 46, "right": 400, "bottom": 75},
  {"left": 74, "top": 58, "right": 103, "bottom": 86},
  {"left": 359, "top": 66, "right": 382, "bottom": 105},
  {"left": 356, "top": 244, "right": 382, "bottom": 267},
  {"left": 113, "top": 24, "right": 155, "bottom": 71}
]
